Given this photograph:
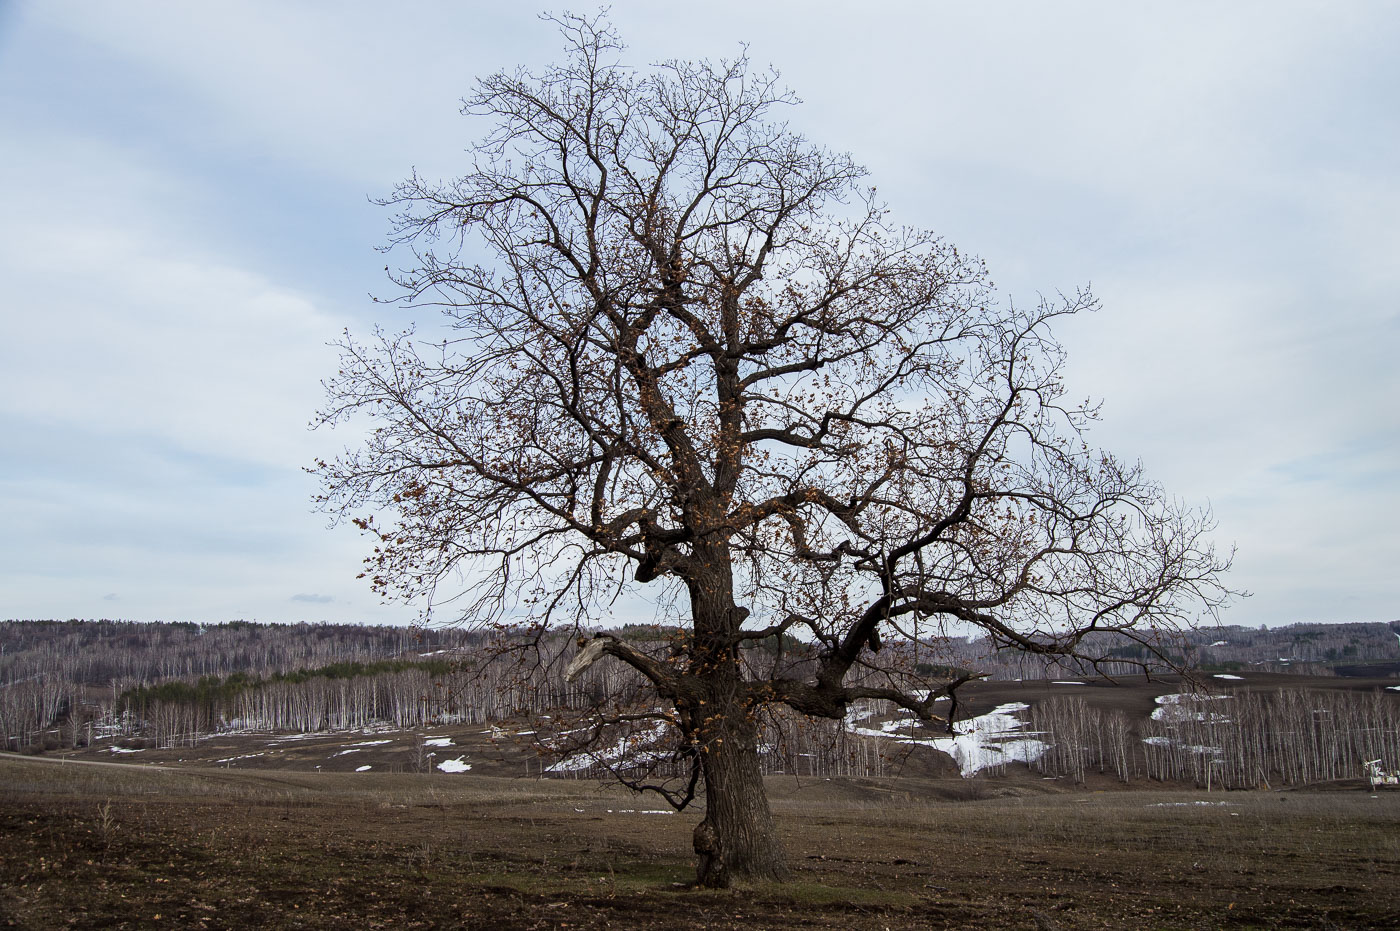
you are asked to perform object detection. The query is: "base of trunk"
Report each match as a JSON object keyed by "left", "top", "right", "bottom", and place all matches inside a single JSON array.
[
  {"left": 691, "top": 734, "right": 789, "bottom": 887},
  {"left": 692, "top": 818, "right": 730, "bottom": 888},
  {"left": 693, "top": 815, "right": 788, "bottom": 887}
]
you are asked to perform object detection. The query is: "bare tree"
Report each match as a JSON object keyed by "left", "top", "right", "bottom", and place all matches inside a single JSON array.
[{"left": 315, "top": 13, "right": 1232, "bottom": 886}]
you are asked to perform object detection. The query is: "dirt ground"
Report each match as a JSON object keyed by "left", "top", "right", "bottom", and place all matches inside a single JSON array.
[{"left": 3, "top": 754, "right": 1399, "bottom": 930}]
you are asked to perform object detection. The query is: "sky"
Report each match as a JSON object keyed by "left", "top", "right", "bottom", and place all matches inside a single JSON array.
[{"left": 1, "top": 1, "right": 1396, "bottom": 629}]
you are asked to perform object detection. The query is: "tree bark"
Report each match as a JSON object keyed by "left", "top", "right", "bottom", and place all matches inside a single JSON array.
[
  {"left": 693, "top": 698, "right": 788, "bottom": 887},
  {"left": 685, "top": 567, "right": 789, "bottom": 887}
]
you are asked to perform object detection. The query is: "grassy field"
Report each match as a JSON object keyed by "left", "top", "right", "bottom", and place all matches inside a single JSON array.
[{"left": 3, "top": 755, "right": 1399, "bottom": 929}]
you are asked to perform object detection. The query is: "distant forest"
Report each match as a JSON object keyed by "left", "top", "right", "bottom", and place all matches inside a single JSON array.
[{"left": 2, "top": 617, "right": 1398, "bottom": 788}]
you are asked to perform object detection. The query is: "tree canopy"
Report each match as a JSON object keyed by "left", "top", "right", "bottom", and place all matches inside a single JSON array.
[{"left": 316, "top": 13, "right": 1233, "bottom": 886}]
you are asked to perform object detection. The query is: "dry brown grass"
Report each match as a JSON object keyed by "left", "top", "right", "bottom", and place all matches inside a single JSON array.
[{"left": 2, "top": 755, "right": 1398, "bottom": 929}]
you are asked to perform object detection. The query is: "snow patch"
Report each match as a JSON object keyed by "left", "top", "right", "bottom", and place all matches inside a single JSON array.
[
  {"left": 355, "top": 765, "right": 372, "bottom": 772},
  {"left": 1155, "top": 693, "right": 1231, "bottom": 705},
  {"left": 437, "top": 756, "right": 472, "bottom": 773},
  {"left": 1213, "top": 674, "right": 1244, "bottom": 680},
  {"left": 848, "top": 701, "right": 1046, "bottom": 777},
  {"left": 843, "top": 705, "right": 878, "bottom": 727},
  {"left": 345, "top": 739, "right": 393, "bottom": 747},
  {"left": 919, "top": 704, "right": 1047, "bottom": 777},
  {"left": 546, "top": 722, "right": 670, "bottom": 773},
  {"left": 421, "top": 737, "right": 454, "bottom": 747},
  {"left": 1151, "top": 693, "right": 1232, "bottom": 722},
  {"left": 487, "top": 727, "right": 536, "bottom": 737},
  {"left": 1052, "top": 681, "right": 1084, "bottom": 685}
]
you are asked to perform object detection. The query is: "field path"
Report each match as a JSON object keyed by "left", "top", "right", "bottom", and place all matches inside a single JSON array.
[{"left": 0, "top": 751, "right": 169, "bottom": 772}]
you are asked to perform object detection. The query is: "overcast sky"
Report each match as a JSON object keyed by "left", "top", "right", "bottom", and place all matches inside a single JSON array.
[{"left": 1, "top": 1, "right": 1395, "bottom": 629}]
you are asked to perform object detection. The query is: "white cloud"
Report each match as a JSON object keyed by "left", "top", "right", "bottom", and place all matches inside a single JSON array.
[
  {"left": 0, "top": 134, "right": 341, "bottom": 469},
  {"left": 23, "top": 1, "right": 529, "bottom": 185},
  {"left": 0, "top": 130, "right": 400, "bottom": 623},
  {"left": 1, "top": 1, "right": 1395, "bottom": 628}
]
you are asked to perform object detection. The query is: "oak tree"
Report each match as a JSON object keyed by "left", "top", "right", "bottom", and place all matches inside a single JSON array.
[{"left": 316, "top": 14, "right": 1232, "bottom": 886}]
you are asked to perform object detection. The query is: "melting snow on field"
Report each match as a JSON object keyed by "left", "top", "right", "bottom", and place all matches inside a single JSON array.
[
  {"left": 1213, "top": 674, "right": 1244, "bottom": 680},
  {"left": 1151, "top": 693, "right": 1233, "bottom": 723},
  {"left": 545, "top": 721, "right": 671, "bottom": 773},
  {"left": 921, "top": 704, "right": 1047, "bottom": 776},
  {"left": 437, "top": 756, "right": 472, "bottom": 773},
  {"left": 345, "top": 739, "right": 393, "bottom": 747},
  {"left": 421, "top": 737, "right": 454, "bottom": 747},
  {"left": 846, "top": 701, "right": 1046, "bottom": 777},
  {"left": 355, "top": 765, "right": 372, "bottom": 772},
  {"left": 488, "top": 726, "right": 537, "bottom": 739}
]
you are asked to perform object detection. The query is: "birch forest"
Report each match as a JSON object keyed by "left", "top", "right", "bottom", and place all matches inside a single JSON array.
[{"left": 3, "top": 619, "right": 1397, "bottom": 788}]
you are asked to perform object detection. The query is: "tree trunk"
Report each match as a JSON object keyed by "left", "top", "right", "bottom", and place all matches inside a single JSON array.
[
  {"left": 685, "top": 564, "right": 789, "bottom": 887},
  {"left": 693, "top": 703, "right": 788, "bottom": 887}
]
